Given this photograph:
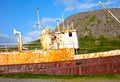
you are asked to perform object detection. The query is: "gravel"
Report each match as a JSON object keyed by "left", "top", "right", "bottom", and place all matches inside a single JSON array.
[{"left": 0, "top": 78, "right": 120, "bottom": 82}]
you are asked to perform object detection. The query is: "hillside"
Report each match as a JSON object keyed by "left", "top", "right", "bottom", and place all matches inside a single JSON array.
[{"left": 54, "top": 8, "right": 120, "bottom": 38}]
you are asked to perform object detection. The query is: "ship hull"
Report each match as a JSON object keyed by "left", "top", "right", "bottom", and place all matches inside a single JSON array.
[{"left": 0, "top": 55, "right": 120, "bottom": 75}]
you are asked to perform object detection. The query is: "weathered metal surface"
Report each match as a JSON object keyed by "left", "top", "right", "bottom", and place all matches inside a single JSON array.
[
  {"left": 0, "top": 55, "right": 120, "bottom": 75},
  {"left": 0, "top": 48, "right": 74, "bottom": 65},
  {"left": 74, "top": 50, "right": 120, "bottom": 59},
  {"left": 78, "top": 55, "right": 120, "bottom": 75}
]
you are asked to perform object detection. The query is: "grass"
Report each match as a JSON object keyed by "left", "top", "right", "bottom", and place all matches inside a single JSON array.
[
  {"left": 0, "top": 74, "right": 120, "bottom": 80},
  {"left": 23, "top": 39, "right": 42, "bottom": 50},
  {"left": 78, "top": 35, "right": 120, "bottom": 54},
  {"left": 87, "top": 15, "right": 96, "bottom": 25}
]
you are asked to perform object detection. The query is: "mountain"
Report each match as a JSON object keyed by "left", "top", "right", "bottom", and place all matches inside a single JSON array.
[{"left": 54, "top": 8, "right": 120, "bottom": 38}]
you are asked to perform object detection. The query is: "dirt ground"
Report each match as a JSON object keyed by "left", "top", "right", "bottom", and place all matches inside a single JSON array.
[{"left": 0, "top": 78, "right": 120, "bottom": 82}]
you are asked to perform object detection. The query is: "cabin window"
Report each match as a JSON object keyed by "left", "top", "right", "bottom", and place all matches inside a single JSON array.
[{"left": 69, "top": 32, "right": 72, "bottom": 37}]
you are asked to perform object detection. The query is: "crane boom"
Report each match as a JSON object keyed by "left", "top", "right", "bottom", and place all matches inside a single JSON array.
[{"left": 99, "top": 1, "right": 120, "bottom": 24}]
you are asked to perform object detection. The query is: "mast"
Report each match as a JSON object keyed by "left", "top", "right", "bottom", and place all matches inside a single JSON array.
[
  {"left": 56, "top": 19, "right": 60, "bottom": 32},
  {"left": 36, "top": 8, "right": 41, "bottom": 43},
  {"left": 36, "top": 8, "right": 41, "bottom": 28},
  {"left": 62, "top": 12, "right": 65, "bottom": 30}
]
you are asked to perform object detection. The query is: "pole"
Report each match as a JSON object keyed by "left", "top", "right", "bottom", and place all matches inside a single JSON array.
[
  {"left": 57, "top": 19, "right": 60, "bottom": 32},
  {"left": 36, "top": 8, "right": 41, "bottom": 43},
  {"left": 62, "top": 12, "right": 65, "bottom": 30},
  {"left": 36, "top": 8, "right": 41, "bottom": 28},
  {"left": 99, "top": 1, "right": 120, "bottom": 24}
]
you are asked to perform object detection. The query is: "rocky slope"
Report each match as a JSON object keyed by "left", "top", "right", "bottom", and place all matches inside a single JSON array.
[{"left": 54, "top": 8, "right": 120, "bottom": 38}]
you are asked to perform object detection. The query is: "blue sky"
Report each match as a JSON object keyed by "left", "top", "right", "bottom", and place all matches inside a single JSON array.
[{"left": 0, "top": 0, "right": 120, "bottom": 44}]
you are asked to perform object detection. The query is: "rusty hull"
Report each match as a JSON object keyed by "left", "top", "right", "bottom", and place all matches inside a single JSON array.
[{"left": 0, "top": 55, "right": 120, "bottom": 75}]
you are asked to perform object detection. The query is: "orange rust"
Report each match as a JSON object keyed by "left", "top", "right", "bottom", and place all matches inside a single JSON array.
[{"left": 0, "top": 48, "right": 74, "bottom": 65}]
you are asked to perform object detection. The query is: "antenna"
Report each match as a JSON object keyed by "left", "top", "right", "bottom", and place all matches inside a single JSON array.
[
  {"left": 36, "top": 8, "right": 41, "bottom": 28},
  {"left": 56, "top": 19, "right": 60, "bottom": 32},
  {"left": 36, "top": 7, "right": 44, "bottom": 43},
  {"left": 98, "top": 1, "right": 120, "bottom": 24},
  {"left": 62, "top": 12, "right": 65, "bottom": 30},
  {"left": 36, "top": 8, "right": 45, "bottom": 28}
]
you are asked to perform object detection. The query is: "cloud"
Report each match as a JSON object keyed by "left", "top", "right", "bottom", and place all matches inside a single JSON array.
[
  {"left": 30, "top": 17, "right": 63, "bottom": 31},
  {"left": 22, "top": 30, "right": 40, "bottom": 43},
  {"left": 64, "top": 7, "right": 74, "bottom": 12},
  {"left": 29, "top": 21, "right": 38, "bottom": 28},
  {"left": 104, "top": 0, "right": 115, "bottom": 5},
  {"left": 41, "top": 17, "right": 62, "bottom": 25},
  {"left": 0, "top": 34, "right": 17, "bottom": 45},
  {"left": 0, "top": 31, "right": 40, "bottom": 46},
  {"left": 77, "top": 3, "right": 98, "bottom": 10},
  {"left": 41, "top": 17, "right": 56, "bottom": 25},
  {"left": 0, "top": 31, "right": 40, "bottom": 45},
  {"left": 54, "top": 0, "right": 78, "bottom": 6},
  {"left": 118, "top": 6, "right": 120, "bottom": 8},
  {"left": 62, "top": 0, "right": 78, "bottom": 6},
  {"left": 41, "top": 17, "right": 63, "bottom": 31},
  {"left": 54, "top": 0, "right": 77, "bottom": 12},
  {"left": 54, "top": 0, "right": 117, "bottom": 12},
  {"left": 54, "top": 0, "right": 98, "bottom": 12},
  {"left": 30, "top": 17, "right": 60, "bottom": 26}
]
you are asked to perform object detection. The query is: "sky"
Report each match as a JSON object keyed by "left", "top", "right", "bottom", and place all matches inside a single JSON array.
[{"left": 0, "top": 0, "right": 120, "bottom": 45}]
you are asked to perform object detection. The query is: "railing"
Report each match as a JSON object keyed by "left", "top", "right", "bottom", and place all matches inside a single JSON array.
[{"left": 0, "top": 42, "right": 42, "bottom": 52}]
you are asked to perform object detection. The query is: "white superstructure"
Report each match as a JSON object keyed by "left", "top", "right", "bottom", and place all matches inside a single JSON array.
[{"left": 55, "top": 30, "right": 79, "bottom": 49}]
